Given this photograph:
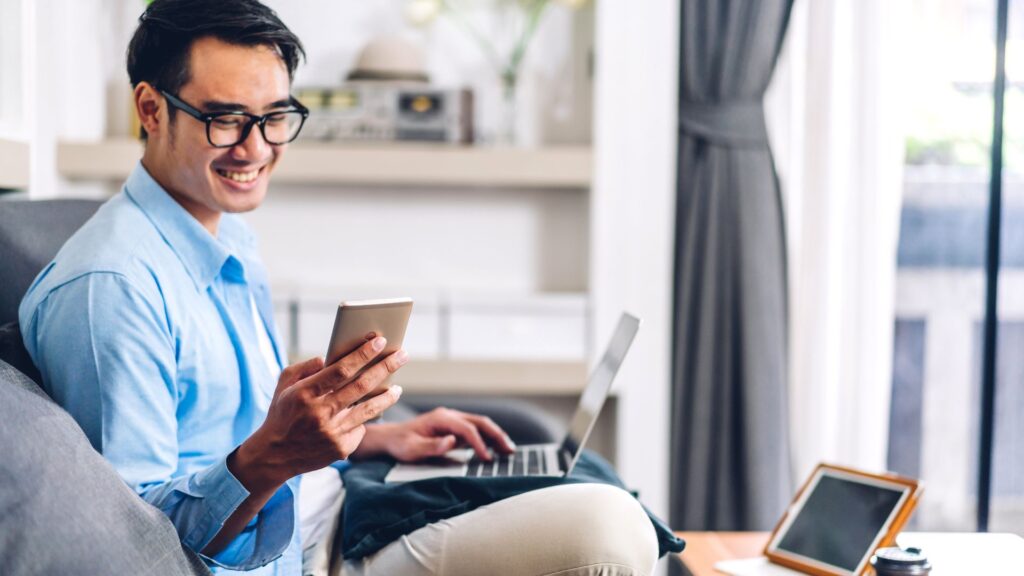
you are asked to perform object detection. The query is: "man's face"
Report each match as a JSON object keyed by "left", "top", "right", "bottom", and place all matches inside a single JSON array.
[{"left": 158, "top": 36, "right": 292, "bottom": 220}]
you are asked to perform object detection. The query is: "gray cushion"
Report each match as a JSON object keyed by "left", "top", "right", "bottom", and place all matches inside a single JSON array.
[
  {"left": 0, "top": 199, "right": 101, "bottom": 325},
  {"left": 0, "top": 322, "right": 41, "bottom": 386},
  {"left": 0, "top": 359, "right": 211, "bottom": 575}
]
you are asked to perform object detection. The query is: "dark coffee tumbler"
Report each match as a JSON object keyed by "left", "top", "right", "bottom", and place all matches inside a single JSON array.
[{"left": 870, "top": 547, "right": 932, "bottom": 576}]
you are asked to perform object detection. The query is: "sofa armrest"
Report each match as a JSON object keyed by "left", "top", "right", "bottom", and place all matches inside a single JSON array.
[{"left": 0, "top": 323, "right": 42, "bottom": 387}]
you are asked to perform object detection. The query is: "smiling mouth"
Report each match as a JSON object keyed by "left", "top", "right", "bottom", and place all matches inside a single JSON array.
[{"left": 215, "top": 167, "right": 262, "bottom": 183}]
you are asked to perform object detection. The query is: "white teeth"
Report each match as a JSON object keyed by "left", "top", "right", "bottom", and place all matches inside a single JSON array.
[{"left": 217, "top": 168, "right": 260, "bottom": 183}]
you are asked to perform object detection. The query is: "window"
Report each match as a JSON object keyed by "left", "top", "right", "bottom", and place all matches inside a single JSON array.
[{"left": 891, "top": 0, "right": 1023, "bottom": 532}]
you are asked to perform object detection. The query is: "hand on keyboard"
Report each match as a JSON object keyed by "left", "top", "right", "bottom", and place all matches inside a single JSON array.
[{"left": 354, "top": 407, "right": 517, "bottom": 463}]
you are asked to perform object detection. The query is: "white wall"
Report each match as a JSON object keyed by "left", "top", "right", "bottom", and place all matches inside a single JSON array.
[
  {"left": 0, "top": 0, "right": 27, "bottom": 139},
  {"left": 247, "top": 185, "right": 587, "bottom": 295},
  {"left": 24, "top": 0, "right": 138, "bottom": 199},
  {"left": 592, "top": 0, "right": 679, "bottom": 521}
]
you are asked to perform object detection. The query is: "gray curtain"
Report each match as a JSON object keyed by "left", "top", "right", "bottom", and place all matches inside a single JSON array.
[{"left": 670, "top": 0, "right": 794, "bottom": 531}]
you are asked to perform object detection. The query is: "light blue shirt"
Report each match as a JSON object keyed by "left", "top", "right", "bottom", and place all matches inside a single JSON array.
[{"left": 19, "top": 163, "right": 304, "bottom": 574}]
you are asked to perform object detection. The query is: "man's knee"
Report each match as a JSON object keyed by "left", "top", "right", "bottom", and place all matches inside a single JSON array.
[{"left": 542, "top": 483, "right": 659, "bottom": 574}]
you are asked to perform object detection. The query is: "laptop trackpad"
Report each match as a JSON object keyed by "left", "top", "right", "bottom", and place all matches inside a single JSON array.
[
  {"left": 384, "top": 449, "right": 473, "bottom": 483},
  {"left": 714, "top": 557, "right": 807, "bottom": 575}
]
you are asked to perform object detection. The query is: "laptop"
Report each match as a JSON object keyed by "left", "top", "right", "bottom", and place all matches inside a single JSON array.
[
  {"left": 715, "top": 464, "right": 922, "bottom": 576},
  {"left": 385, "top": 312, "right": 640, "bottom": 483}
]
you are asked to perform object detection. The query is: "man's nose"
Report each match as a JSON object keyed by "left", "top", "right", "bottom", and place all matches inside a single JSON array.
[{"left": 233, "top": 121, "right": 271, "bottom": 160}]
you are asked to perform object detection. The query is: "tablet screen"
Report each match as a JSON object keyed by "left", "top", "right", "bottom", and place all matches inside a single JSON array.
[{"left": 771, "top": 470, "right": 910, "bottom": 573}]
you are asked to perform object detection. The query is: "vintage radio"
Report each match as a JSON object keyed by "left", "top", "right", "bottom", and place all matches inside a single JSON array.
[{"left": 295, "top": 83, "right": 473, "bottom": 144}]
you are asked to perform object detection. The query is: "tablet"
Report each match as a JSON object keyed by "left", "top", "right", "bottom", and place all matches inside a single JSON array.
[
  {"left": 763, "top": 463, "right": 922, "bottom": 576},
  {"left": 325, "top": 297, "right": 413, "bottom": 402}
]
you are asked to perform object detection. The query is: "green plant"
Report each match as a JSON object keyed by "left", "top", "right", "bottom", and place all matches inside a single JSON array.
[{"left": 406, "top": 0, "right": 588, "bottom": 143}]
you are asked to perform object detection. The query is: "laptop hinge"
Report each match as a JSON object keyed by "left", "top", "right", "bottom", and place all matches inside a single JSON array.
[{"left": 558, "top": 448, "right": 572, "bottom": 475}]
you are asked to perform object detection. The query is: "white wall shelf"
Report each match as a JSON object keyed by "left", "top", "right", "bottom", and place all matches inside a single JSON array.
[
  {"left": 394, "top": 359, "right": 589, "bottom": 396},
  {"left": 57, "top": 139, "right": 592, "bottom": 189},
  {"left": 0, "top": 138, "right": 29, "bottom": 189}
]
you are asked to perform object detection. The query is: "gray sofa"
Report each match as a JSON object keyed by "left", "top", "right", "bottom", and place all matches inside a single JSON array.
[
  {"left": 0, "top": 198, "right": 560, "bottom": 574},
  {"left": 0, "top": 344, "right": 215, "bottom": 574}
]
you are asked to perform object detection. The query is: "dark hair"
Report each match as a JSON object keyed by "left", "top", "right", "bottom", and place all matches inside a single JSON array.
[{"left": 127, "top": 0, "right": 305, "bottom": 133}]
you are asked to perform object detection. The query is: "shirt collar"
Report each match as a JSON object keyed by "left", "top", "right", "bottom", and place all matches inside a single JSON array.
[{"left": 124, "top": 161, "right": 246, "bottom": 291}]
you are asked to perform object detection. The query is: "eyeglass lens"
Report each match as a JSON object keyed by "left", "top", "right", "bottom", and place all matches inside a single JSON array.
[{"left": 208, "top": 111, "right": 305, "bottom": 147}]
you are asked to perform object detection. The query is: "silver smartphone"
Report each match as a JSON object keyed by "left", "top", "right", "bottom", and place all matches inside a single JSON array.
[{"left": 325, "top": 297, "right": 413, "bottom": 402}]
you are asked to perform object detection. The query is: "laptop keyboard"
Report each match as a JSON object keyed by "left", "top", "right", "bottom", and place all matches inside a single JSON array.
[{"left": 467, "top": 445, "right": 549, "bottom": 477}]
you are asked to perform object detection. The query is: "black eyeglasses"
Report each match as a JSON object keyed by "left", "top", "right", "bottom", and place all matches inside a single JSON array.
[{"left": 159, "top": 89, "right": 309, "bottom": 148}]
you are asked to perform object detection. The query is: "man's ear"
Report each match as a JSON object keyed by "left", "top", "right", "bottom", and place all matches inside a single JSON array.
[{"left": 134, "top": 82, "right": 163, "bottom": 140}]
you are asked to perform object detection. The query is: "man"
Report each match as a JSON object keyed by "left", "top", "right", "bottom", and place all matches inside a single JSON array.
[{"left": 20, "top": 1, "right": 658, "bottom": 574}]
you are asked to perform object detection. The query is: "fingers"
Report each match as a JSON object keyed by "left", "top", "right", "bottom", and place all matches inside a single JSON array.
[
  {"left": 462, "top": 412, "right": 517, "bottom": 454},
  {"left": 334, "top": 385, "right": 404, "bottom": 433},
  {"left": 326, "top": 349, "right": 409, "bottom": 411},
  {"left": 276, "top": 356, "right": 324, "bottom": 395},
  {"left": 305, "top": 337, "right": 388, "bottom": 396},
  {"left": 438, "top": 413, "right": 491, "bottom": 460}
]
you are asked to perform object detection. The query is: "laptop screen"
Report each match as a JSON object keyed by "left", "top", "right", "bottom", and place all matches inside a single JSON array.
[
  {"left": 769, "top": 468, "right": 912, "bottom": 574},
  {"left": 560, "top": 313, "right": 640, "bottom": 470}
]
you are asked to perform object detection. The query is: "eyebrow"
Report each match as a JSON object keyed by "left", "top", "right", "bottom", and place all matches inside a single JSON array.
[{"left": 199, "top": 98, "right": 293, "bottom": 113}]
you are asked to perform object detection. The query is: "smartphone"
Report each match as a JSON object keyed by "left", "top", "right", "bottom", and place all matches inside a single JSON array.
[
  {"left": 323, "top": 295, "right": 411, "bottom": 399},
  {"left": 324, "top": 297, "right": 413, "bottom": 402}
]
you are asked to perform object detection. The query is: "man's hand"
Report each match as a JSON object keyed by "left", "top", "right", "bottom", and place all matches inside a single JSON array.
[
  {"left": 353, "top": 407, "right": 517, "bottom": 463},
  {"left": 204, "top": 336, "right": 407, "bottom": 556},
  {"left": 233, "top": 336, "right": 408, "bottom": 491}
]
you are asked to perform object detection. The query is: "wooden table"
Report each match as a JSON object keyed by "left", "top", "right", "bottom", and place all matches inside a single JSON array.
[
  {"left": 673, "top": 530, "right": 1024, "bottom": 575},
  {"left": 674, "top": 532, "right": 769, "bottom": 576}
]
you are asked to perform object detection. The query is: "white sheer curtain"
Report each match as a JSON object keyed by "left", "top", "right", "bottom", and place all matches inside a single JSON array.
[{"left": 765, "top": 0, "right": 911, "bottom": 482}]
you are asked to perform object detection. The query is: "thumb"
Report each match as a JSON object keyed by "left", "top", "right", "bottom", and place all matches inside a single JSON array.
[
  {"left": 276, "top": 356, "right": 324, "bottom": 395},
  {"left": 408, "top": 434, "right": 457, "bottom": 459}
]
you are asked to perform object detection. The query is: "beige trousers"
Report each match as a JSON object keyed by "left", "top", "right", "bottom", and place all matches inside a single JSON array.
[{"left": 334, "top": 483, "right": 660, "bottom": 576}]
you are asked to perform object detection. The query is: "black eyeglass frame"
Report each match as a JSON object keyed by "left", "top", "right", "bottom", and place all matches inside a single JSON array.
[{"left": 159, "top": 89, "right": 309, "bottom": 148}]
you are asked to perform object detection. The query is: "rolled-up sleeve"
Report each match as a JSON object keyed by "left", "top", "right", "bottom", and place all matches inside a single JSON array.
[
  {"left": 139, "top": 457, "right": 297, "bottom": 570},
  {"left": 20, "top": 272, "right": 294, "bottom": 570}
]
